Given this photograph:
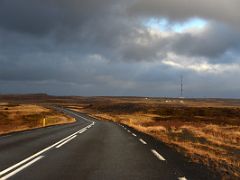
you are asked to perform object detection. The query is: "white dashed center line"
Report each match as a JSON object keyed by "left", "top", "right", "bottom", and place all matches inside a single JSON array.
[
  {"left": 139, "top": 138, "right": 147, "bottom": 144},
  {"left": 117, "top": 122, "right": 186, "bottom": 179},
  {"left": 151, "top": 149, "right": 166, "bottom": 161},
  {"left": 178, "top": 177, "right": 187, "bottom": 180}
]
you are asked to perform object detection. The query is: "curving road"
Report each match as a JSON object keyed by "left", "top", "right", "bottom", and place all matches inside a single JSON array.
[{"left": 0, "top": 108, "right": 219, "bottom": 180}]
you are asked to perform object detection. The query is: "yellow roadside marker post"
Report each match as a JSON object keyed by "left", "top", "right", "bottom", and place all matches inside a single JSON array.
[{"left": 43, "top": 118, "right": 46, "bottom": 127}]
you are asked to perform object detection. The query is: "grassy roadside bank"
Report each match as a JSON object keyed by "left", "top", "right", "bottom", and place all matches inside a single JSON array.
[{"left": 0, "top": 103, "right": 75, "bottom": 135}]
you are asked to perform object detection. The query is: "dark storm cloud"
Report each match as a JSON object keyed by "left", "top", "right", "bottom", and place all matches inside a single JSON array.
[
  {"left": 0, "top": 0, "right": 239, "bottom": 97},
  {"left": 0, "top": 0, "right": 115, "bottom": 35},
  {"left": 116, "top": 22, "right": 240, "bottom": 62},
  {"left": 170, "top": 22, "right": 240, "bottom": 60},
  {"left": 126, "top": 0, "right": 240, "bottom": 61},
  {"left": 129, "top": 0, "right": 240, "bottom": 29},
  {"left": 0, "top": 0, "right": 57, "bottom": 35}
]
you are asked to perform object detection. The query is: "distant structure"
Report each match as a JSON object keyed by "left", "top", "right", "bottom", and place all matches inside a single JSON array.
[{"left": 180, "top": 75, "right": 184, "bottom": 98}]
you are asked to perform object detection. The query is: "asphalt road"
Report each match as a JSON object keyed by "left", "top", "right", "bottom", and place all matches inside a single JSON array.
[{"left": 0, "top": 108, "right": 220, "bottom": 180}]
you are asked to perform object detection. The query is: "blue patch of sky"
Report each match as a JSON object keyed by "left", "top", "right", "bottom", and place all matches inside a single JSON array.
[{"left": 143, "top": 17, "right": 207, "bottom": 32}]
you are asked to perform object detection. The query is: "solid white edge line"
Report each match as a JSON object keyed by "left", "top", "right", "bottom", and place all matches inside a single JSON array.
[
  {"left": 56, "top": 135, "right": 77, "bottom": 148},
  {"left": 132, "top": 133, "right": 137, "bottom": 137},
  {"left": 0, "top": 156, "right": 44, "bottom": 180},
  {"left": 63, "top": 110, "right": 93, "bottom": 123},
  {"left": 151, "top": 149, "right": 166, "bottom": 161},
  {"left": 0, "top": 109, "right": 93, "bottom": 178},
  {"left": 178, "top": 177, "right": 187, "bottom": 180},
  {"left": 0, "top": 123, "right": 91, "bottom": 176},
  {"left": 139, "top": 138, "right": 147, "bottom": 144},
  {"left": 0, "top": 135, "right": 11, "bottom": 139},
  {"left": 79, "top": 129, "right": 87, "bottom": 134}
]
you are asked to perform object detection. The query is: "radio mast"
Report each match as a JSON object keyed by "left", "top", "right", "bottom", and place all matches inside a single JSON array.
[{"left": 180, "top": 75, "right": 183, "bottom": 98}]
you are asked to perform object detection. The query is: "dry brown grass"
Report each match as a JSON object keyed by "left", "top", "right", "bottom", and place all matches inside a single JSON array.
[
  {"left": 1, "top": 95, "right": 239, "bottom": 179},
  {"left": 0, "top": 103, "right": 75, "bottom": 135},
  {"left": 62, "top": 97, "right": 240, "bottom": 179}
]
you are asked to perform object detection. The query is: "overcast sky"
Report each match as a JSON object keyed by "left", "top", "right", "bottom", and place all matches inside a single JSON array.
[{"left": 0, "top": 0, "right": 240, "bottom": 98}]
